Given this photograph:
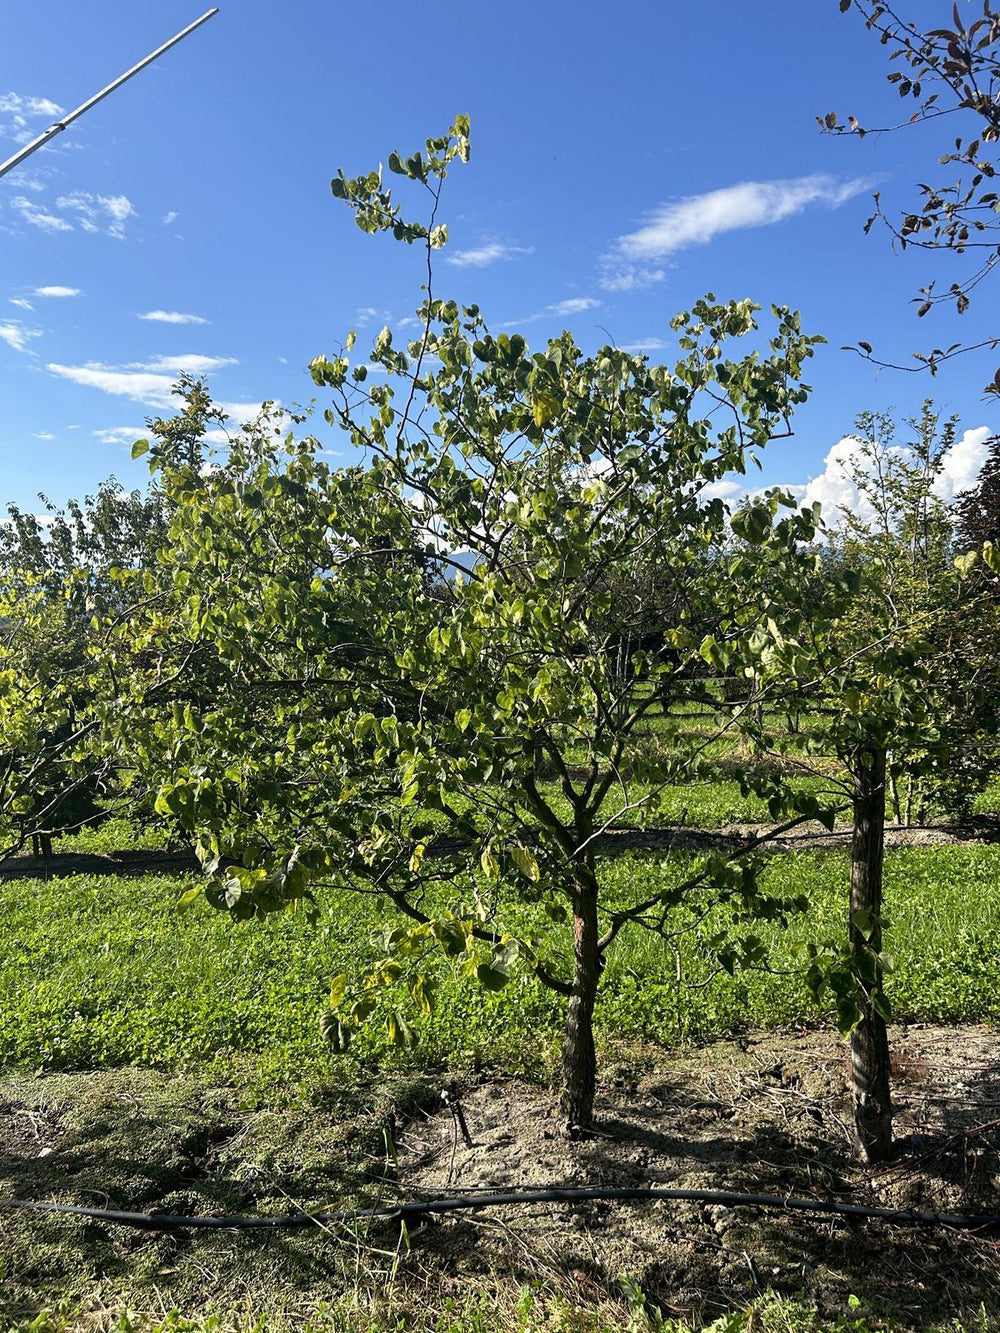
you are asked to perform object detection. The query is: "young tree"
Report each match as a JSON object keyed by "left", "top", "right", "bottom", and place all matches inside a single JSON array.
[
  {"left": 108, "top": 121, "right": 832, "bottom": 1129},
  {"left": 758, "top": 403, "right": 1000, "bottom": 1159}
]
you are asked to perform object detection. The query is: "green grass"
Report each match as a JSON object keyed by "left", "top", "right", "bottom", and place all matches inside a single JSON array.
[
  {"left": 3, "top": 844, "right": 1000, "bottom": 1096},
  {"left": 538, "top": 773, "right": 841, "bottom": 831},
  {"left": 2, "top": 1288, "right": 964, "bottom": 1333},
  {"left": 53, "top": 815, "right": 175, "bottom": 854}
]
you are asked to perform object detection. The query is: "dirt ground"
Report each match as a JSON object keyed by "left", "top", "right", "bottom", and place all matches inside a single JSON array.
[
  {"left": 3, "top": 1026, "right": 1000, "bottom": 1329},
  {"left": 392, "top": 1026, "right": 1000, "bottom": 1328}
]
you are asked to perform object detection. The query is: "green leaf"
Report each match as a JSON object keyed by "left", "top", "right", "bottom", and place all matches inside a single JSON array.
[
  {"left": 130, "top": 438, "right": 150, "bottom": 460},
  {"left": 476, "top": 963, "right": 509, "bottom": 991},
  {"left": 320, "top": 1011, "right": 351, "bottom": 1052}
]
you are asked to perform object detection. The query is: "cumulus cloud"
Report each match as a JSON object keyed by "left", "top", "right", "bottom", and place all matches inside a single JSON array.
[
  {"left": 55, "top": 191, "right": 137, "bottom": 239},
  {"left": 11, "top": 196, "right": 73, "bottom": 233},
  {"left": 0, "top": 321, "right": 43, "bottom": 353},
  {"left": 799, "top": 426, "right": 993, "bottom": 528},
  {"left": 932, "top": 426, "right": 992, "bottom": 502},
  {"left": 139, "top": 310, "right": 209, "bottom": 326},
  {"left": 34, "top": 285, "right": 79, "bottom": 298},
  {"left": 162, "top": 211, "right": 179, "bottom": 225},
  {"left": 446, "top": 241, "right": 534, "bottom": 268},
  {"left": 602, "top": 174, "right": 873, "bottom": 291}
]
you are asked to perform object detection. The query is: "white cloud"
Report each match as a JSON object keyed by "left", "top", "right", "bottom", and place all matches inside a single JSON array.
[
  {"left": 92, "top": 426, "right": 147, "bottom": 446},
  {"left": 139, "top": 310, "right": 209, "bottom": 326},
  {"left": 33, "top": 431, "right": 55, "bottom": 440},
  {"left": 9, "top": 297, "right": 34, "bottom": 311},
  {"left": 162, "top": 211, "right": 179, "bottom": 226},
  {"left": 602, "top": 174, "right": 873, "bottom": 291},
  {"left": 933, "top": 427, "right": 992, "bottom": 502},
  {"left": 46, "top": 354, "right": 238, "bottom": 409},
  {"left": 0, "top": 321, "right": 42, "bottom": 353},
  {"left": 547, "top": 297, "right": 600, "bottom": 317},
  {"left": 499, "top": 295, "right": 601, "bottom": 328},
  {"left": 700, "top": 478, "right": 750, "bottom": 503},
  {"left": 55, "top": 191, "right": 137, "bottom": 239},
  {"left": 0, "top": 93, "right": 62, "bottom": 119},
  {"left": 214, "top": 399, "right": 278, "bottom": 426},
  {"left": 601, "top": 265, "right": 667, "bottom": 295},
  {"left": 0, "top": 92, "right": 62, "bottom": 138},
  {"left": 139, "top": 354, "right": 237, "bottom": 375},
  {"left": 34, "top": 285, "right": 79, "bottom": 298},
  {"left": 11, "top": 196, "right": 73, "bottom": 233},
  {"left": 47, "top": 363, "right": 180, "bottom": 408},
  {"left": 446, "top": 241, "right": 534, "bottom": 268},
  {"left": 618, "top": 337, "right": 670, "bottom": 354}
]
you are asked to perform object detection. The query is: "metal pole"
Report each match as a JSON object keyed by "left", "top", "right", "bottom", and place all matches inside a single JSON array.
[{"left": 0, "top": 8, "right": 220, "bottom": 182}]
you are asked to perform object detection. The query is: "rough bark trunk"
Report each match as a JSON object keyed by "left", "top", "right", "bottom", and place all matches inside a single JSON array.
[
  {"left": 561, "top": 878, "right": 601, "bottom": 1131},
  {"left": 849, "top": 742, "right": 893, "bottom": 1163}
]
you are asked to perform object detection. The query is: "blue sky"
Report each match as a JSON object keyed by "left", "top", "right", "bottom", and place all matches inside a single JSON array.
[{"left": 1, "top": 0, "right": 996, "bottom": 514}]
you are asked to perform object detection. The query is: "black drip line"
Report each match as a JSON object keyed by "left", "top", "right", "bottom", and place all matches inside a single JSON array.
[{"left": 3, "top": 1185, "right": 1000, "bottom": 1232}]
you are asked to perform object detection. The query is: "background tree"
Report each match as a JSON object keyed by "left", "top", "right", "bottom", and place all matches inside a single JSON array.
[
  {"left": 0, "top": 476, "right": 168, "bottom": 857},
  {"left": 825, "top": 2, "right": 1000, "bottom": 389},
  {"left": 955, "top": 430, "right": 1000, "bottom": 551}
]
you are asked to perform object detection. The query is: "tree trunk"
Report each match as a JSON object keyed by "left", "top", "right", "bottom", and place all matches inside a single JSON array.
[
  {"left": 849, "top": 742, "right": 893, "bottom": 1163},
  {"left": 561, "top": 877, "right": 601, "bottom": 1131},
  {"left": 888, "top": 768, "right": 901, "bottom": 824}
]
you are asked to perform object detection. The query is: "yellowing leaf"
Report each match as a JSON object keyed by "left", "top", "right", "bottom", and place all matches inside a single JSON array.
[
  {"left": 510, "top": 845, "right": 540, "bottom": 882},
  {"left": 329, "top": 973, "right": 348, "bottom": 1009},
  {"left": 531, "top": 391, "right": 561, "bottom": 428}
]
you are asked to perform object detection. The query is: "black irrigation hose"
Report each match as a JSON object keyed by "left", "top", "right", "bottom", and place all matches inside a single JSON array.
[{"left": 3, "top": 1186, "right": 1000, "bottom": 1233}]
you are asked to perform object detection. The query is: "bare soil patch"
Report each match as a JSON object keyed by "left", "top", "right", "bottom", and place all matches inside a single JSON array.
[{"left": 394, "top": 1025, "right": 1000, "bottom": 1328}]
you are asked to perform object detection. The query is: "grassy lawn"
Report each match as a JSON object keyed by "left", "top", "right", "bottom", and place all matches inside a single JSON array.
[{"left": 3, "top": 845, "right": 1000, "bottom": 1094}]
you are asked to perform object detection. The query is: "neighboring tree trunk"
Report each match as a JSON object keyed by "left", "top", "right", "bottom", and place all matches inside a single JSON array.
[
  {"left": 31, "top": 832, "right": 53, "bottom": 859},
  {"left": 561, "top": 871, "right": 601, "bottom": 1131},
  {"left": 849, "top": 742, "right": 893, "bottom": 1163},
  {"left": 888, "top": 766, "right": 901, "bottom": 824}
]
